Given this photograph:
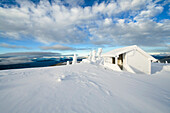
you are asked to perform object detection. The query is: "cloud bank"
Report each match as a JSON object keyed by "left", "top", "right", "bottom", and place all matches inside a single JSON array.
[
  {"left": 0, "top": 52, "right": 61, "bottom": 65},
  {"left": 0, "top": 43, "right": 30, "bottom": 49}
]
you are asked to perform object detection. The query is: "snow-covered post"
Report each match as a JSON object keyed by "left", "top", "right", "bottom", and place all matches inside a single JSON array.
[
  {"left": 72, "top": 54, "right": 77, "bottom": 65},
  {"left": 92, "top": 50, "right": 96, "bottom": 62},
  {"left": 67, "top": 61, "right": 70, "bottom": 65},
  {"left": 115, "top": 56, "right": 118, "bottom": 65},
  {"left": 88, "top": 51, "right": 92, "bottom": 61},
  {"left": 97, "top": 48, "right": 102, "bottom": 60}
]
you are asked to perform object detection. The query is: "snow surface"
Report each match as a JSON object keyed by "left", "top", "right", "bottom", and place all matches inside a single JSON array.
[{"left": 0, "top": 63, "right": 170, "bottom": 113}]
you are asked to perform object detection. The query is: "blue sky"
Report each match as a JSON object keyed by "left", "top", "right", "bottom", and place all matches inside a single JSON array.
[{"left": 0, "top": 0, "right": 170, "bottom": 56}]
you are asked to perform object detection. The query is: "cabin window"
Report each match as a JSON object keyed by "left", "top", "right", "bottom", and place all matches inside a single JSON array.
[{"left": 112, "top": 57, "right": 115, "bottom": 64}]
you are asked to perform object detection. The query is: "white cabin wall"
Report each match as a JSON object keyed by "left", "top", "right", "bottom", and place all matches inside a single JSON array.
[
  {"left": 127, "top": 50, "right": 150, "bottom": 74},
  {"left": 104, "top": 57, "right": 112, "bottom": 64},
  {"left": 123, "top": 53, "right": 135, "bottom": 73},
  {"left": 103, "top": 57, "right": 122, "bottom": 71},
  {"left": 104, "top": 63, "right": 121, "bottom": 72}
]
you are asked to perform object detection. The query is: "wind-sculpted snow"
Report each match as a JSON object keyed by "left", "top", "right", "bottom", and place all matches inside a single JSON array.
[{"left": 0, "top": 63, "right": 170, "bottom": 113}]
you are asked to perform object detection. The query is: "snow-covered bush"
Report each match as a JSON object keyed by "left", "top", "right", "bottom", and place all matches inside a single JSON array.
[
  {"left": 82, "top": 48, "right": 103, "bottom": 65},
  {"left": 97, "top": 48, "right": 102, "bottom": 60},
  {"left": 88, "top": 51, "right": 92, "bottom": 61},
  {"left": 92, "top": 50, "right": 96, "bottom": 62}
]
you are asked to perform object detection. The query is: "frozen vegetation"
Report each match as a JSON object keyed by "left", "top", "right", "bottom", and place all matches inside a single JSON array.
[{"left": 0, "top": 62, "right": 170, "bottom": 113}]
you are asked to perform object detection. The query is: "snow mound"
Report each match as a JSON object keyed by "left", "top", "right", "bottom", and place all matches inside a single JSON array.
[
  {"left": 163, "top": 65, "right": 170, "bottom": 71},
  {"left": 81, "top": 59, "right": 91, "bottom": 63}
]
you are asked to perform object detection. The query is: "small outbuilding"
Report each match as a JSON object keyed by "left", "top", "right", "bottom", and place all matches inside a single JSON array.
[{"left": 102, "top": 45, "right": 157, "bottom": 74}]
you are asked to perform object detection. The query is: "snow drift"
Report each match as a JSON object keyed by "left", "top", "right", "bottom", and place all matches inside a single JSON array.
[{"left": 0, "top": 63, "right": 170, "bottom": 113}]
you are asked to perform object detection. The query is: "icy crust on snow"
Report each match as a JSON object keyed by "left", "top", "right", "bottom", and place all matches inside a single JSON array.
[{"left": 0, "top": 63, "right": 170, "bottom": 113}]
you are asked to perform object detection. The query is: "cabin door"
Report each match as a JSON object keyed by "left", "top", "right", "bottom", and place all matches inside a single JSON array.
[
  {"left": 118, "top": 54, "right": 123, "bottom": 70},
  {"left": 112, "top": 57, "right": 115, "bottom": 64}
]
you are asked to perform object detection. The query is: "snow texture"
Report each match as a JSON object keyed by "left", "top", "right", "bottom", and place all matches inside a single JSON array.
[{"left": 0, "top": 63, "right": 170, "bottom": 113}]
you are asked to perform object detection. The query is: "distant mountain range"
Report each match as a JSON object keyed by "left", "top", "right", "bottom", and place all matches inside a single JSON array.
[
  {"left": 0, "top": 57, "right": 84, "bottom": 70},
  {"left": 152, "top": 55, "right": 170, "bottom": 63}
]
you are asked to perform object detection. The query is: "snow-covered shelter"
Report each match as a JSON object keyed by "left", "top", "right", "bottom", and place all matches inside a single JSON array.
[{"left": 102, "top": 45, "right": 157, "bottom": 74}]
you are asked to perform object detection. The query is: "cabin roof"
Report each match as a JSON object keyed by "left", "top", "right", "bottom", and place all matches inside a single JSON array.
[{"left": 102, "top": 45, "right": 157, "bottom": 61}]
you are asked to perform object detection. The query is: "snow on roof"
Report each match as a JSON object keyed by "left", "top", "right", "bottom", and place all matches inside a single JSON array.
[
  {"left": 103, "top": 45, "right": 137, "bottom": 57},
  {"left": 103, "top": 45, "right": 157, "bottom": 61}
]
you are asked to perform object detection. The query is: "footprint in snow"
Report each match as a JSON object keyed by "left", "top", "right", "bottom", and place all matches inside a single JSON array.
[{"left": 56, "top": 75, "right": 65, "bottom": 82}]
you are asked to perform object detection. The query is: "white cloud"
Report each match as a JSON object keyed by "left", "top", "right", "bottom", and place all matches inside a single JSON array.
[
  {"left": 0, "top": 32, "right": 20, "bottom": 39},
  {"left": 89, "top": 18, "right": 170, "bottom": 47},
  {"left": 0, "top": 1, "right": 92, "bottom": 44},
  {"left": 104, "top": 18, "right": 112, "bottom": 25},
  {"left": 138, "top": 5, "right": 163, "bottom": 18},
  {"left": 119, "top": 0, "right": 152, "bottom": 11},
  {"left": 0, "top": 0, "right": 169, "bottom": 50},
  {"left": 53, "top": 0, "right": 85, "bottom": 7}
]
